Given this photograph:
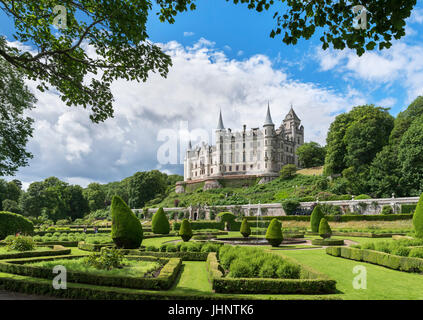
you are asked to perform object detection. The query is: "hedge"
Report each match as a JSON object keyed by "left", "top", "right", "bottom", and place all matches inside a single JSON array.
[
  {"left": 0, "top": 212, "right": 34, "bottom": 240},
  {"left": 152, "top": 208, "right": 170, "bottom": 235},
  {"left": 206, "top": 253, "right": 337, "bottom": 294},
  {"left": 0, "top": 255, "right": 182, "bottom": 290},
  {"left": 133, "top": 251, "right": 209, "bottom": 261},
  {"left": 172, "top": 221, "right": 270, "bottom": 231},
  {"left": 326, "top": 246, "right": 423, "bottom": 273},
  {"left": 311, "top": 239, "right": 345, "bottom": 246},
  {"left": 0, "top": 248, "right": 71, "bottom": 260},
  {"left": 401, "top": 204, "right": 417, "bottom": 214},
  {"left": 78, "top": 241, "right": 114, "bottom": 252},
  {"left": 331, "top": 232, "right": 406, "bottom": 238},
  {"left": 35, "top": 241, "right": 79, "bottom": 247}
]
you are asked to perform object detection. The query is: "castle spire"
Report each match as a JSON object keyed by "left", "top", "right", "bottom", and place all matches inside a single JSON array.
[
  {"left": 217, "top": 109, "right": 225, "bottom": 130},
  {"left": 188, "top": 140, "right": 192, "bottom": 150},
  {"left": 264, "top": 102, "right": 274, "bottom": 126}
]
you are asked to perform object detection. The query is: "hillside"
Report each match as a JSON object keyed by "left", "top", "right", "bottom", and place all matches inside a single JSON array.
[{"left": 147, "top": 174, "right": 326, "bottom": 208}]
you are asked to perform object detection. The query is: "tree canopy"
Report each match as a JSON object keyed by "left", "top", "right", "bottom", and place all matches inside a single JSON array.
[
  {"left": 0, "top": 57, "right": 35, "bottom": 176},
  {"left": 296, "top": 142, "right": 326, "bottom": 168}
]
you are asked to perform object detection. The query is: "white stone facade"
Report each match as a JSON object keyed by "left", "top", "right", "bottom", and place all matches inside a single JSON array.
[{"left": 183, "top": 105, "right": 304, "bottom": 181}]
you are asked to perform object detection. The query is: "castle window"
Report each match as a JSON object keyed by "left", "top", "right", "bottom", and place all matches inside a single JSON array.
[
  {"left": 229, "top": 166, "right": 232, "bottom": 171},
  {"left": 211, "top": 168, "right": 213, "bottom": 174},
  {"left": 243, "top": 165, "right": 246, "bottom": 170},
  {"left": 236, "top": 165, "right": 239, "bottom": 171}
]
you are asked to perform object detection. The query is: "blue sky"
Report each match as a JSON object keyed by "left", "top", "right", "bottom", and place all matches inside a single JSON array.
[{"left": 2, "top": 1, "right": 423, "bottom": 187}]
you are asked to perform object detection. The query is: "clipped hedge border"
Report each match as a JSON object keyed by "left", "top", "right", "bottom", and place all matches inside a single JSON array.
[
  {"left": 311, "top": 239, "right": 345, "bottom": 246},
  {"left": 130, "top": 251, "right": 209, "bottom": 261},
  {"left": 34, "top": 229, "right": 110, "bottom": 236},
  {"left": 205, "top": 253, "right": 337, "bottom": 294},
  {"left": 326, "top": 246, "right": 423, "bottom": 273},
  {"left": 35, "top": 241, "right": 79, "bottom": 247},
  {"left": 78, "top": 241, "right": 114, "bottom": 252},
  {"left": 331, "top": 232, "right": 406, "bottom": 238},
  {"left": 0, "top": 255, "right": 182, "bottom": 290},
  {"left": 0, "top": 248, "right": 71, "bottom": 260}
]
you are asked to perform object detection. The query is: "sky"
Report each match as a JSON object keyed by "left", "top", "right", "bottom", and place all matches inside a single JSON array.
[{"left": 2, "top": 1, "right": 423, "bottom": 189}]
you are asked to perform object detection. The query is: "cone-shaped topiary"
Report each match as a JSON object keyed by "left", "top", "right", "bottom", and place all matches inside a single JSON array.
[
  {"left": 111, "top": 196, "right": 143, "bottom": 249},
  {"left": 179, "top": 219, "right": 193, "bottom": 242},
  {"left": 240, "top": 218, "right": 251, "bottom": 238},
  {"left": 265, "top": 218, "right": 283, "bottom": 247},
  {"left": 310, "top": 205, "right": 325, "bottom": 233},
  {"left": 413, "top": 193, "right": 423, "bottom": 238},
  {"left": 152, "top": 207, "right": 170, "bottom": 234},
  {"left": 319, "top": 218, "right": 332, "bottom": 239}
]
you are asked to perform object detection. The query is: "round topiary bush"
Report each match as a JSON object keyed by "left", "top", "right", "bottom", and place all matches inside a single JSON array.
[
  {"left": 265, "top": 218, "right": 283, "bottom": 247},
  {"left": 111, "top": 196, "right": 143, "bottom": 249},
  {"left": 216, "top": 212, "right": 236, "bottom": 231},
  {"left": 152, "top": 207, "right": 170, "bottom": 234},
  {"left": 310, "top": 205, "right": 325, "bottom": 233},
  {"left": 0, "top": 211, "right": 34, "bottom": 240},
  {"left": 413, "top": 193, "right": 423, "bottom": 238},
  {"left": 240, "top": 217, "right": 251, "bottom": 238},
  {"left": 319, "top": 218, "right": 332, "bottom": 239},
  {"left": 179, "top": 219, "right": 193, "bottom": 242}
]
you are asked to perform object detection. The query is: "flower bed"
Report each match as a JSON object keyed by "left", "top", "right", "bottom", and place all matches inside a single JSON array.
[{"left": 205, "top": 247, "right": 337, "bottom": 294}]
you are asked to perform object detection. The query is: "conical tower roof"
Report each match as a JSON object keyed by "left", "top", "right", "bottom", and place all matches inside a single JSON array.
[
  {"left": 264, "top": 102, "right": 274, "bottom": 126},
  {"left": 217, "top": 109, "right": 225, "bottom": 130},
  {"left": 285, "top": 105, "right": 301, "bottom": 121}
]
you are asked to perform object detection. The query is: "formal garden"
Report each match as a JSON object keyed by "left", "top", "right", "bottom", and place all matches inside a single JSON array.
[{"left": 0, "top": 191, "right": 422, "bottom": 300}]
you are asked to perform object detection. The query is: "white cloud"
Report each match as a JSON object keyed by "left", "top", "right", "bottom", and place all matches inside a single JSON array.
[
  {"left": 9, "top": 39, "right": 361, "bottom": 185},
  {"left": 183, "top": 31, "right": 195, "bottom": 37},
  {"left": 315, "top": 43, "right": 423, "bottom": 102}
]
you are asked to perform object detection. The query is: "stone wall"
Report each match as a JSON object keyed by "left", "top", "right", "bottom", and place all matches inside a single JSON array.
[{"left": 135, "top": 196, "right": 419, "bottom": 220}]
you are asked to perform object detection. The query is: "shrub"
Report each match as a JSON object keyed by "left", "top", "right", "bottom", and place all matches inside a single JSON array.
[
  {"left": 408, "top": 248, "right": 423, "bottom": 259},
  {"left": 279, "top": 164, "right": 297, "bottom": 179},
  {"left": 276, "top": 263, "right": 301, "bottom": 279},
  {"left": 0, "top": 211, "right": 34, "bottom": 240},
  {"left": 318, "top": 218, "right": 332, "bottom": 239},
  {"left": 83, "top": 248, "right": 125, "bottom": 270},
  {"left": 281, "top": 200, "right": 300, "bottom": 215},
  {"left": 228, "top": 259, "right": 255, "bottom": 278},
  {"left": 240, "top": 218, "right": 251, "bottom": 238},
  {"left": 179, "top": 219, "right": 193, "bottom": 242},
  {"left": 391, "top": 246, "right": 411, "bottom": 257},
  {"left": 401, "top": 204, "right": 417, "bottom": 214},
  {"left": 265, "top": 219, "right": 283, "bottom": 247},
  {"left": 5, "top": 236, "right": 35, "bottom": 252},
  {"left": 111, "top": 195, "right": 143, "bottom": 249},
  {"left": 381, "top": 205, "right": 394, "bottom": 215},
  {"left": 152, "top": 207, "right": 170, "bottom": 234},
  {"left": 355, "top": 194, "right": 372, "bottom": 200},
  {"left": 413, "top": 193, "right": 423, "bottom": 238},
  {"left": 310, "top": 205, "right": 324, "bottom": 233}
]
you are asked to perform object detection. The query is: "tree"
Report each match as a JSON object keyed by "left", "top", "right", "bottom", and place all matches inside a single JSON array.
[
  {"left": 0, "top": 56, "right": 35, "bottom": 176},
  {"left": 296, "top": 142, "right": 326, "bottom": 168},
  {"left": 227, "top": 0, "right": 416, "bottom": 56},
  {"left": 310, "top": 205, "right": 325, "bottom": 233},
  {"left": 2, "top": 199, "right": 21, "bottom": 214},
  {"left": 240, "top": 218, "right": 251, "bottom": 238},
  {"left": 111, "top": 195, "right": 143, "bottom": 249},
  {"left": 151, "top": 207, "right": 170, "bottom": 234},
  {"left": 128, "top": 170, "right": 167, "bottom": 208},
  {"left": 0, "top": 1, "right": 197, "bottom": 122},
  {"left": 265, "top": 218, "right": 283, "bottom": 247},
  {"left": 179, "top": 219, "right": 193, "bottom": 242},
  {"left": 413, "top": 193, "right": 423, "bottom": 238},
  {"left": 318, "top": 218, "right": 332, "bottom": 239},
  {"left": 279, "top": 164, "right": 297, "bottom": 180},
  {"left": 324, "top": 105, "right": 394, "bottom": 187},
  {"left": 67, "top": 185, "right": 89, "bottom": 221},
  {"left": 398, "top": 115, "right": 423, "bottom": 195},
  {"left": 83, "top": 183, "right": 106, "bottom": 212}
]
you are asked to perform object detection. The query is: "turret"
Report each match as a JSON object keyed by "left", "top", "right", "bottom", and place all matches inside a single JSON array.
[
  {"left": 215, "top": 109, "right": 226, "bottom": 175},
  {"left": 263, "top": 103, "right": 275, "bottom": 173}
]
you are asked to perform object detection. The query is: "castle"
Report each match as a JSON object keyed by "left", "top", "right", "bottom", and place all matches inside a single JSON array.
[{"left": 176, "top": 104, "right": 304, "bottom": 193}]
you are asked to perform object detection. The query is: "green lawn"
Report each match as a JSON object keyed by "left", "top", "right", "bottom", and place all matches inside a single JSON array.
[
  {"left": 0, "top": 246, "right": 51, "bottom": 254},
  {"left": 142, "top": 236, "right": 181, "bottom": 247},
  {"left": 277, "top": 249, "right": 423, "bottom": 300}
]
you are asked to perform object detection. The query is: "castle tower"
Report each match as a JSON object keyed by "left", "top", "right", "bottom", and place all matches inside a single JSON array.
[
  {"left": 263, "top": 103, "right": 275, "bottom": 173},
  {"left": 184, "top": 140, "right": 192, "bottom": 180},
  {"left": 283, "top": 105, "right": 303, "bottom": 166},
  {"left": 215, "top": 109, "right": 226, "bottom": 176}
]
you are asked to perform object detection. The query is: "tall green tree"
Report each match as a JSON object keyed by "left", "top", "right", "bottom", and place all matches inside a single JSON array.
[
  {"left": 83, "top": 183, "right": 106, "bottom": 212},
  {"left": 0, "top": 57, "right": 35, "bottom": 176},
  {"left": 128, "top": 170, "right": 167, "bottom": 208},
  {"left": 296, "top": 142, "right": 326, "bottom": 168}
]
